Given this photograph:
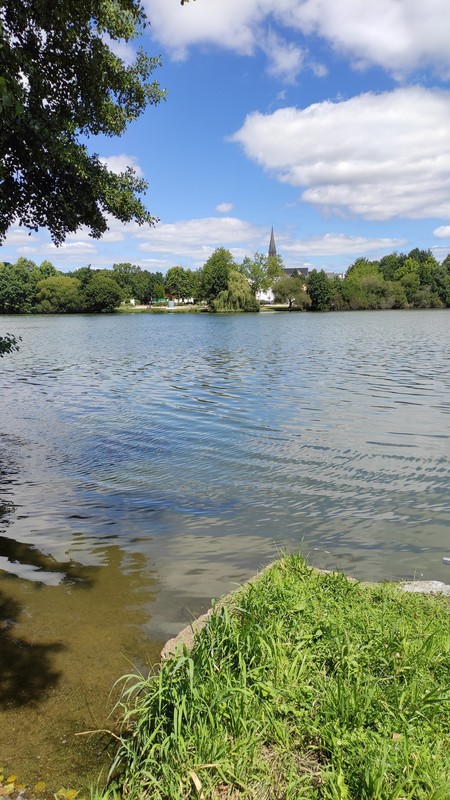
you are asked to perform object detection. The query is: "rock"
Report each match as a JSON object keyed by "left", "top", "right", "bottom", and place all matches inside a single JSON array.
[
  {"left": 160, "top": 610, "right": 212, "bottom": 661},
  {"left": 401, "top": 580, "right": 450, "bottom": 596}
]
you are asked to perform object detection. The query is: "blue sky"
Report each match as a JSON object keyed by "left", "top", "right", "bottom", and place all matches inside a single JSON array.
[{"left": 3, "top": 0, "right": 450, "bottom": 274}]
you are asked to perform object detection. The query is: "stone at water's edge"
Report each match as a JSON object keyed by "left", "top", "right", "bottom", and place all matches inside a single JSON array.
[
  {"left": 160, "top": 610, "right": 212, "bottom": 661},
  {"left": 401, "top": 580, "right": 450, "bottom": 596}
]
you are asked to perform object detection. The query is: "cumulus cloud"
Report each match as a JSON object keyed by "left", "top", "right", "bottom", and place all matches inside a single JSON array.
[
  {"left": 3, "top": 238, "right": 100, "bottom": 267},
  {"left": 216, "top": 202, "right": 234, "bottom": 213},
  {"left": 145, "top": 0, "right": 263, "bottom": 60},
  {"left": 99, "top": 154, "right": 144, "bottom": 177},
  {"left": 283, "top": 233, "right": 406, "bottom": 256},
  {"left": 433, "top": 225, "right": 450, "bottom": 238},
  {"left": 231, "top": 87, "right": 450, "bottom": 221},
  {"left": 137, "top": 216, "right": 263, "bottom": 260},
  {"left": 45, "top": 241, "right": 97, "bottom": 254},
  {"left": 262, "top": 30, "right": 305, "bottom": 83},
  {"left": 146, "top": 0, "right": 450, "bottom": 79}
]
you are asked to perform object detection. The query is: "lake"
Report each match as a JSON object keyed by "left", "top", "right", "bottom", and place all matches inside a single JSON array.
[{"left": 1, "top": 309, "right": 450, "bottom": 788}]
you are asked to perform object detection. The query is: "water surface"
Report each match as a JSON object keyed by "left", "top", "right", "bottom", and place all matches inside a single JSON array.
[{"left": 1, "top": 310, "right": 449, "bottom": 787}]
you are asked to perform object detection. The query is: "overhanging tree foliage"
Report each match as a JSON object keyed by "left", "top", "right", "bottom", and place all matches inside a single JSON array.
[
  {"left": 0, "top": 333, "right": 20, "bottom": 356},
  {"left": 0, "top": 0, "right": 165, "bottom": 244}
]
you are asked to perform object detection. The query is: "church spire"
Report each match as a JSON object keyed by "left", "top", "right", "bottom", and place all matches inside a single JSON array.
[{"left": 268, "top": 226, "right": 277, "bottom": 258}]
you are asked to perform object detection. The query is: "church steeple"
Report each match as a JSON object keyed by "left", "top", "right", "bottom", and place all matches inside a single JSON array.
[{"left": 268, "top": 226, "right": 277, "bottom": 258}]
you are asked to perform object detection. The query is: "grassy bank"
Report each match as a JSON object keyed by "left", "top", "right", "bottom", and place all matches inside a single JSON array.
[
  {"left": 116, "top": 305, "right": 207, "bottom": 314},
  {"left": 107, "top": 556, "right": 450, "bottom": 799}
]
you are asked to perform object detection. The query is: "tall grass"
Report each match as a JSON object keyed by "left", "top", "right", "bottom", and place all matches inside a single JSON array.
[{"left": 107, "top": 556, "right": 450, "bottom": 799}]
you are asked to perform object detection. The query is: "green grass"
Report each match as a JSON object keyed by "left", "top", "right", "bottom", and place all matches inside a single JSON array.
[
  {"left": 106, "top": 556, "right": 450, "bottom": 799},
  {"left": 116, "top": 305, "right": 207, "bottom": 314}
]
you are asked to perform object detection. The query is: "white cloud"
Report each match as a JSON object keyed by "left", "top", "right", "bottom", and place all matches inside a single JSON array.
[
  {"left": 62, "top": 217, "right": 127, "bottom": 244},
  {"left": 45, "top": 241, "right": 97, "bottom": 254},
  {"left": 310, "top": 61, "right": 328, "bottom": 78},
  {"left": 433, "top": 225, "right": 450, "bottom": 238},
  {"left": 262, "top": 30, "right": 305, "bottom": 83},
  {"left": 2, "top": 227, "right": 37, "bottom": 246},
  {"left": 13, "top": 239, "right": 99, "bottom": 265},
  {"left": 231, "top": 87, "right": 450, "bottom": 221},
  {"left": 16, "top": 246, "right": 38, "bottom": 255},
  {"left": 146, "top": 0, "right": 450, "bottom": 79},
  {"left": 283, "top": 233, "right": 406, "bottom": 256},
  {"left": 0, "top": 215, "right": 417, "bottom": 272},
  {"left": 137, "top": 216, "right": 263, "bottom": 261},
  {"left": 99, "top": 154, "right": 144, "bottom": 178},
  {"left": 216, "top": 202, "right": 234, "bottom": 213},
  {"left": 287, "top": 0, "right": 450, "bottom": 78},
  {"left": 146, "top": 0, "right": 263, "bottom": 60},
  {"left": 102, "top": 34, "right": 136, "bottom": 65}
]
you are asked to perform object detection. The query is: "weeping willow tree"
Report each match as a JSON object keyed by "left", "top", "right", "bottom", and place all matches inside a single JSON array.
[{"left": 212, "top": 271, "right": 260, "bottom": 312}]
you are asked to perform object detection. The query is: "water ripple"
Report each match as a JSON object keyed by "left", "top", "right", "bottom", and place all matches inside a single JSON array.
[{"left": 1, "top": 309, "right": 450, "bottom": 593}]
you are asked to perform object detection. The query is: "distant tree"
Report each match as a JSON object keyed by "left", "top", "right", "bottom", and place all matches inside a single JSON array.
[
  {"left": 240, "top": 252, "right": 285, "bottom": 296},
  {"left": 131, "top": 270, "right": 154, "bottom": 303},
  {"left": 267, "top": 254, "right": 286, "bottom": 282},
  {"left": 240, "top": 254, "right": 266, "bottom": 296},
  {"left": 394, "top": 257, "right": 420, "bottom": 281},
  {"left": 273, "top": 275, "right": 310, "bottom": 309},
  {"left": 82, "top": 274, "right": 123, "bottom": 313},
  {"left": 35, "top": 275, "right": 83, "bottom": 313},
  {"left": 441, "top": 253, "right": 450, "bottom": 272},
  {"left": 408, "top": 248, "right": 436, "bottom": 266},
  {"left": 143, "top": 271, "right": 166, "bottom": 303},
  {"left": 358, "top": 274, "right": 388, "bottom": 309},
  {"left": 345, "top": 257, "right": 380, "bottom": 278},
  {"left": 71, "top": 265, "right": 94, "bottom": 289},
  {"left": 379, "top": 252, "right": 406, "bottom": 281},
  {"left": 412, "top": 286, "right": 444, "bottom": 309},
  {"left": 0, "top": 258, "right": 36, "bottom": 312},
  {"left": 419, "top": 256, "right": 441, "bottom": 287},
  {"left": 165, "top": 266, "right": 193, "bottom": 302},
  {"left": 0, "top": 0, "right": 165, "bottom": 244},
  {"left": 212, "top": 270, "right": 259, "bottom": 312},
  {"left": 185, "top": 269, "right": 201, "bottom": 303},
  {"left": 307, "top": 270, "right": 333, "bottom": 311},
  {"left": 200, "top": 248, "right": 236, "bottom": 306},
  {"left": 339, "top": 280, "right": 370, "bottom": 310},
  {"left": 112, "top": 263, "right": 141, "bottom": 289},
  {"left": 400, "top": 271, "right": 420, "bottom": 305},
  {"left": 386, "top": 281, "right": 408, "bottom": 309},
  {"left": 38, "top": 260, "right": 57, "bottom": 278}
]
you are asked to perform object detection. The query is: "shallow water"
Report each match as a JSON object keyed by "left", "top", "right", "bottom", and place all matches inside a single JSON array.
[{"left": 1, "top": 310, "right": 449, "bottom": 788}]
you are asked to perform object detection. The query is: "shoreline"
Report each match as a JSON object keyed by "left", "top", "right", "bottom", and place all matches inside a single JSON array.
[
  {"left": 161, "top": 562, "right": 450, "bottom": 660},
  {"left": 110, "top": 555, "right": 450, "bottom": 799}
]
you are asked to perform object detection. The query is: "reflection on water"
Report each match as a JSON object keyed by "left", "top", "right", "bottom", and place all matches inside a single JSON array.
[{"left": 1, "top": 310, "right": 450, "bottom": 787}]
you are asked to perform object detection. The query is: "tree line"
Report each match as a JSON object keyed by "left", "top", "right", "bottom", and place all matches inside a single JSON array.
[
  {"left": 293, "top": 248, "right": 450, "bottom": 312},
  {"left": 0, "top": 248, "right": 285, "bottom": 314},
  {"left": 1, "top": 246, "right": 450, "bottom": 316}
]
